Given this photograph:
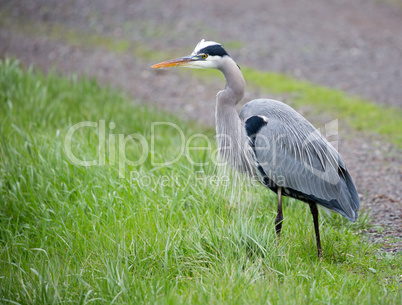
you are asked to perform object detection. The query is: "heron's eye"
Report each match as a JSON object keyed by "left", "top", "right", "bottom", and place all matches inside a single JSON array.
[{"left": 202, "top": 54, "right": 208, "bottom": 59}]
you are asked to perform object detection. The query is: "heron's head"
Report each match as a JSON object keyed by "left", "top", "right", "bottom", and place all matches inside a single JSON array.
[{"left": 151, "top": 39, "right": 229, "bottom": 70}]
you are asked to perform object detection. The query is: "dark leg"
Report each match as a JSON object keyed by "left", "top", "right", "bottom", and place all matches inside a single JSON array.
[
  {"left": 309, "top": 203, "right": 322, "bottom": 258},
  {"left": 275, "top": 187, "right": 283, "bottom": 239}
]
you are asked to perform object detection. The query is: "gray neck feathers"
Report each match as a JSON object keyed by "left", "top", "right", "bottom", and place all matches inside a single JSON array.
[
  {"left": 217, "top": 57, "right": 245, "bottom": 106},
  {"left": 215, "top": 57, "right": 254, "bottom": 175}
]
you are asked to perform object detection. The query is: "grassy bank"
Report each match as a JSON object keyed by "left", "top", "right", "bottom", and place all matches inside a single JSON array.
[{"left": 0, "top": 60, "right": 401, "bottom": 304}]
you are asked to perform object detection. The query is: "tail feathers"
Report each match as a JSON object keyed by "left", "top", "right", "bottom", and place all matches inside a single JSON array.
[
  {"left": 297, "top": 168, "right": 360, "bottom": 222},
  {"left": 337, "top": 167, "right": 360, "bottom": 222}
]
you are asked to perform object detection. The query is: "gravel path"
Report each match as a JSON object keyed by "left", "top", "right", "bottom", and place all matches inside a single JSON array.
[{"left": 0, "top": 0, "right": 401, "bottom": 251}]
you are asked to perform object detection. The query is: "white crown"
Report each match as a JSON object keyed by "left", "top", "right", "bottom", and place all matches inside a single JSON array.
[{"left": 192, "top": 39, "right": 222, "bottom": 55}]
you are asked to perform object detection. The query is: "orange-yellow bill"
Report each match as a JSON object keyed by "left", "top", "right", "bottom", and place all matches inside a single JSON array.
[{"left": 151, "top": 56, "right": 192, "bottom": 69}]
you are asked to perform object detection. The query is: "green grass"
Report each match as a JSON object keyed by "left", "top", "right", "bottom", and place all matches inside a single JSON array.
[{"left": 0, "top": 59, "right": 401, "bottom": 304}]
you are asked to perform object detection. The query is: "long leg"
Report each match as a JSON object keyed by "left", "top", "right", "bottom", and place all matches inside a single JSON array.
[
  {"left": 309, "top": 203, "right": 322, "bottom": 258},
  {"left": 275, "top": 187, "right": 283, "bottom": 239}
]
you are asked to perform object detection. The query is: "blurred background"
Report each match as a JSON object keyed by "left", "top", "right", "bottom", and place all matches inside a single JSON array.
[
  {"left": 1, "top": 0, "right": 402, "bottom": 108},
  {"left": 0, "top": 0, "right": 401, "bottom": 247}
]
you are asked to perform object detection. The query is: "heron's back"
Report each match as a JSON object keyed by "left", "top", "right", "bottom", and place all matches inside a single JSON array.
[{"left": 240, "top": 99, "right": 360, "bottom": 221}]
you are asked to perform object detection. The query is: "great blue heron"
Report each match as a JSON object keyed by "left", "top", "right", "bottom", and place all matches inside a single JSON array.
[{"left": 152, "top": 39, "right": 360, "bottom": 257}]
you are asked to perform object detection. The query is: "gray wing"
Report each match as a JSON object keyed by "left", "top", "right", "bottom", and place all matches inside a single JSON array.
[{"left": 240, "top": 99, "right": 359, "bottom": 221}]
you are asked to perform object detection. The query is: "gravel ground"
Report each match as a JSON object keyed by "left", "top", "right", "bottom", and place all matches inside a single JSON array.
[{"left": 0, "top": 0, "right": 401, "bottom": 251}]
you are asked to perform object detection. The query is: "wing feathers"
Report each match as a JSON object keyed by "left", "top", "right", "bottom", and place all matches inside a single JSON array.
[{"left": 242, "top": 100, "right": 360, "bottom": 221}]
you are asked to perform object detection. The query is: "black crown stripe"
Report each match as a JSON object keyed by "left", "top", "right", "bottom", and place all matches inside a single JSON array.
[{"left": 198, "top": 45, "right": 229, "bottom": 57}]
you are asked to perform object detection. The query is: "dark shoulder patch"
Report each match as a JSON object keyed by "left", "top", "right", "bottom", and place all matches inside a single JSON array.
[
  {"left": 198, "top": 44, "right": 229, "bottom": 57},
  {"left": 245, "top": 115, "right": 268, "bottom": 149},
  {"left": 245, "top": 116, "right": 268, "bottom": 137}
]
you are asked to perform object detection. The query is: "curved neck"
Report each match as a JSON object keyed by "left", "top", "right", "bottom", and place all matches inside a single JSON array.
[
  {"left": 215, "top": 57, "right": 246, "bottom": 137},
  {"left": 217, "top": 57, "right": 246, "bottom": 106},
  {"left": 215, "top": 57, "right": 253, "bottom": 175}
]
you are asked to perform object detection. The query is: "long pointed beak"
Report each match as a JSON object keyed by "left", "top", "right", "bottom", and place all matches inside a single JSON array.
[{"left": 151, "top": 56, "right": 193, "bottom": 69}]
